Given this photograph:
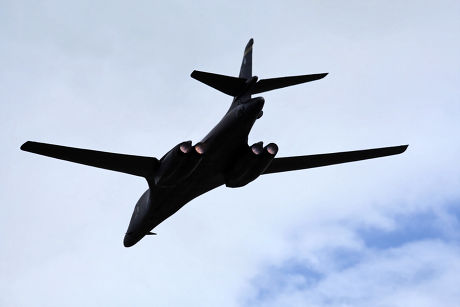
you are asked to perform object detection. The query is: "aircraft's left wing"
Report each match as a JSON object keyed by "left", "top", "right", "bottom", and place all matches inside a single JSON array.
[
  {"left": 21, "top": 141, "right": 159, "bottom": 178},
  {"left": 263, "top": 145, "right": 408, "bottom": 174}
]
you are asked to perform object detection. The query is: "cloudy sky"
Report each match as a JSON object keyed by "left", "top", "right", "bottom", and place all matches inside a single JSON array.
[{"left": 1, "top": 1, "right": 460, "bottom": 306}]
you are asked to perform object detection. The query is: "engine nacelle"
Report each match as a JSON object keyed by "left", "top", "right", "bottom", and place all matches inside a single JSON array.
[
  {"left": 225, "top": 142, "right": 278, "bottom": 188},
  {"left": 154, "top": 141, "right": 205, "bottom": 186}
]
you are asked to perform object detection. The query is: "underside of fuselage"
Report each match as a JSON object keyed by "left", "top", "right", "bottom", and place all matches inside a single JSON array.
[{"left": 123, "top": 96, "right": 265, "bottom": 247}]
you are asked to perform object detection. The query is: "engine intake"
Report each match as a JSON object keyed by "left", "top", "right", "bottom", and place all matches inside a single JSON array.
[
  {"left": 225, "top": 142, "right": 278, "bottom": 188},
  {"left": 154, "top": 141, "right": 204, "bottom": 186}
]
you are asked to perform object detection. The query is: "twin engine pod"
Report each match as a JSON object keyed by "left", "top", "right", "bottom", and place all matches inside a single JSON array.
[
  {"left": 225, "top": 142, "right": 278, "bottom": 188},
  {"left": 154, "top": 141, "right": 206, "bottom": 186}
]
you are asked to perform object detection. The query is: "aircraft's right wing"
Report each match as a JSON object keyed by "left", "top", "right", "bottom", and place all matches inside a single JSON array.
[
  {"left": 263, "top": 145, "right": 408, "bottom": 174},
  {"left": 21, "top": 141, "right": 159, "bottom": 178}
]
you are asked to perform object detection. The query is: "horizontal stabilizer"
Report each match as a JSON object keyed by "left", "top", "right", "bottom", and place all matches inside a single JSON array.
[
  {"left": 263, "top": 145, "right": 408, "bottom": 174},
  {"left": 191, "top": 70, "right": 327, "bottom": 97},
  {"left": 250, "top": 73, "right": 328, "bottom": 94},
  {"left": 21, "top": 141, "right": 159, "bottom": 178},
  {"left": 191, "top": 70, "right": 247, "bottom": 96}
]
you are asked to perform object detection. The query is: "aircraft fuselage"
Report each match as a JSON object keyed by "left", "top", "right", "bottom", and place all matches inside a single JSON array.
[{"left": 123, "top": 96, "right": 265, "bottom": 247}]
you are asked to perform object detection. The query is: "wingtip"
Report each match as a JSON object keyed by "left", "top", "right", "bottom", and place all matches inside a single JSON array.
[
  {"left": 393, "top": 144, "right": 409, "bottom": 154},
  {"left": 20, "top": 141, "right": 31, "bottom": 151}
]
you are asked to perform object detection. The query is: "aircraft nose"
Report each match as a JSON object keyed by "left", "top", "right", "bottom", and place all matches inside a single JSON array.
[{"left": 123, "top": 233, "right": 136, "bottom": 248}]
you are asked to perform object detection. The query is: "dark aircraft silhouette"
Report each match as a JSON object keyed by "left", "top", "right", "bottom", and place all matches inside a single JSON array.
[{"left": 21, "top": 39, "right": 408, "bottom": 247}]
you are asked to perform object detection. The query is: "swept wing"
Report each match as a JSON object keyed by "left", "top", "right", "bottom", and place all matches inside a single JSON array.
[
  {"left": 263, "top": 145, "right": 408, "bottom": 174},
  {"left": 21, "top": 141, "right": 158, "bottom": 178}
]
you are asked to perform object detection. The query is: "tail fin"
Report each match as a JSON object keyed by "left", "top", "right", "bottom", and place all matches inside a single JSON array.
[{"left": 239, "top": 38, "right": 253, "bottom": 79}]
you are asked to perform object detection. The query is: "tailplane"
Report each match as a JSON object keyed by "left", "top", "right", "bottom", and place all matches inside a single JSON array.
[
  {"left": 190, "top": 70, "right": 247, "bottom": 96},
  {"left": 250, "top": 73, "right": 328, "bottom": 94},
  {"left": 191, "top": 39, "right": 327, "bottom": 97},
  {"left": 191, "top": 70, "right": 327, "bottom": 97}
]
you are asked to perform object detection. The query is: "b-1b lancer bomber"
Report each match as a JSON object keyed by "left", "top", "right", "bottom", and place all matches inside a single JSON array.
[{"left": 21, "top": 39, "right": 408, "bottom": 247}]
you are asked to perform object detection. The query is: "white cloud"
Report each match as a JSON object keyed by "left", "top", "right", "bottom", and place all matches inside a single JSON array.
[{"left": 244, "top": 208, "right": 460, "bottom": 307}]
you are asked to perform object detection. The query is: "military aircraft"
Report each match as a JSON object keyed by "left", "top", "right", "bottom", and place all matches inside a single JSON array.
[{"left": 21, "top": 39, "right": 408, "bottom": 247}]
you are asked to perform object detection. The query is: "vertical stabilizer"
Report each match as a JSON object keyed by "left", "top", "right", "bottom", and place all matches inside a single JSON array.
[{"left": 239, "top": 38, "right": 253, "bottom": 79}]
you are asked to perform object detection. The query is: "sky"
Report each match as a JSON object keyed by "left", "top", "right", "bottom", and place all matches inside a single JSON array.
[{"left": 1, "top": 1, "right": 460, "bottom": 306}]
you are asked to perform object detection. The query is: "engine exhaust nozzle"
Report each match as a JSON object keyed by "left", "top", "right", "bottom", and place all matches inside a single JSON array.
[{"left": 265, "top": 143, "right": 278, "bottom": 156}]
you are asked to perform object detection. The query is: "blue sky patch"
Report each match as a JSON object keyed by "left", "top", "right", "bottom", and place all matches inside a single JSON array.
[{"left": 358, "top": 205, "right": 460, "bottom": 249}]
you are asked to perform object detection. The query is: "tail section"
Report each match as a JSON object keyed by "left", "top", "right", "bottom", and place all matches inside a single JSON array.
[
  {"left": 191, "top": 70, "right": 327, "bottom": 97},
  {"left": 190, "top": 38, "right": 254, "bottom": 97},
  {"left": 190, "top": 70, "right": 247, "bottom": 97},
  {"left": 239, "top": 38, "right": 253, "bottom": 79},
  {"left": 190, "top": 38, "right": 327, "bottom": 97},
  {"left": 250, "top": 73, "right": 328, "bottom": 94}
]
